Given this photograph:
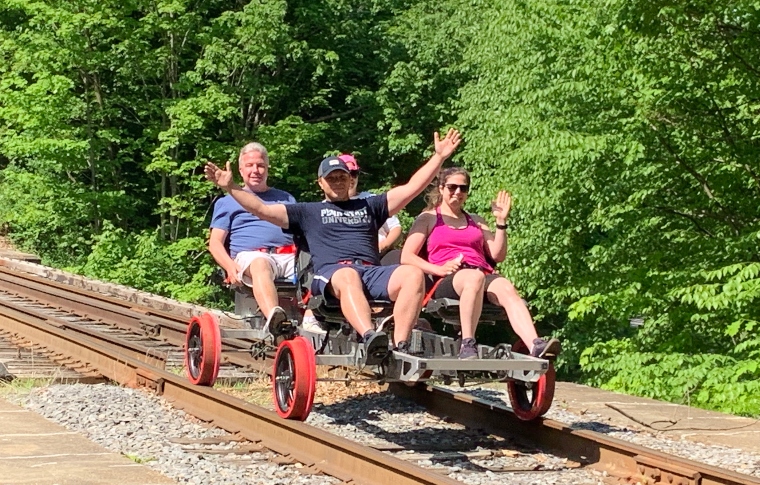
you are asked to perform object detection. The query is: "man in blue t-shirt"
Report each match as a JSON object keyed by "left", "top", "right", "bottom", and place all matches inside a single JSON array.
[
  {"left": 208, "top": 142, "right": 296, "bottom": 335},
  {"left": 205, "top": 130, "right": 462, "bottom": 364}
]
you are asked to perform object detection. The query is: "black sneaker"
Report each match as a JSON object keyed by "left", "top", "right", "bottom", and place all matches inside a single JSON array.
[
  {"left": 394, "top": 340, "right": 410, "bottom": 354},
  {"left": 530, "top": 337, "right": 561, "bottom": 359},
  {"left": 265, "top": 306, "right": 289, "bottom": 336},
  {"left": 395, "top": 340, "right": 425, "bottom": 357},
  {"left": 362, "top": 330, "right": 389, "bottom": 365},
  {"left": 458, "top": 338, "right": 478, "bottom": 360}
]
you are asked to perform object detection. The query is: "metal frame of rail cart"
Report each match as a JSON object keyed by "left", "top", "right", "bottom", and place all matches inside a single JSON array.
[{"left": 184, "top": 252, "right": 556, "bottom": 422}]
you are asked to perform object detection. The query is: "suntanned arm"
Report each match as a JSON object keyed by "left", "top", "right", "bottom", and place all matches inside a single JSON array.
[
  {"left": 205, "top": 162, "right": 290, "bottom": 228},
  {"left": 386, "top": 129, "right": 462, "bottom": 216},
  {"left": 474, "top": 215, "right": 507, "bottom": 263},
  {"left": 482, "top": 190, "right": 511, "bottom": 263},
  {"left": 208, "top": 228, "right": 242, "bottom": 284},
  {"left": 379, "top": 225, "right": 402, "bottom": 252}
]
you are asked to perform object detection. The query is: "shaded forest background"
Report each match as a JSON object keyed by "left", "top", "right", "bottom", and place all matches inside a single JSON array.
[{"left": 1, "top": 0, "right": 759, "bottom": 416}]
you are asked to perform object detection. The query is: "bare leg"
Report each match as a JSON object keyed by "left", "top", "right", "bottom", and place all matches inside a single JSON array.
[
  {"left": 387, "top": 265, "right": 425, "bottom": 345},
  {"left": 451, "top": 269, "right": 486, "bottom": 340},
  {"left": 329, "top": 267, "right": 374, "bottom": 335},
  {"left": 246, "top": 258, "right": 277, "bottom": 317},
  {"left": 486, "top": 277, "right": 538, "bottom": 347}
]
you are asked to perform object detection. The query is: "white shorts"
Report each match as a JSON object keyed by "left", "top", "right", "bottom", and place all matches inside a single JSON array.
[{"left": 234, "top": 251, "right": 296, "bottom": 286}]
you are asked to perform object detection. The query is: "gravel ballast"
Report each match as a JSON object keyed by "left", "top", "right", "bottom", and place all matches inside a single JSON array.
[{"left": 13, "top": 383, "right": 760, "bottom": 485}]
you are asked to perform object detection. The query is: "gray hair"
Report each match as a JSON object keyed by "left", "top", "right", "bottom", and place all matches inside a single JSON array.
[{"left": 238, "top": 142, "right": 269, "bottom": 164}]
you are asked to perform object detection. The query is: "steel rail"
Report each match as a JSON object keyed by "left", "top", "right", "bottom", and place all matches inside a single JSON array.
[
  {"left": 3, "top": 264, "right": 758, "bottom": 485},
  {"left": 0, "top": 298, "right": 167, "bottom": 372},
  {"left": 391, "top": 383, "right": 760, "bottom": 485},
  {"left": 0, "top": 265, "right": 188, "bottom": 323},
  {"left": 0, "top": 270, "right": 273, "bottom": 373},
  {"left": 0, "top": 295, "right": 459, "bottom": 485}
]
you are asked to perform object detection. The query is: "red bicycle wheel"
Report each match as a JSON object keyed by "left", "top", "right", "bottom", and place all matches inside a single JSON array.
[
  {"left": 272, "top": 336, "right": 316, "bottom": 420},
  {"left": 302, "top": 337, "right": 317, "bottom": 414},
  {"left": 507, "top": 339, "right": 556, "bottom": 421},
  {"left": 185, "top": 312, "right": 222, "bottom": 386}
]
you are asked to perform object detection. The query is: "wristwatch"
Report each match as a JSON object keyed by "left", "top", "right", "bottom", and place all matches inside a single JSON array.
[{"left": 495, "top": 222, "right": 508, "bottom": 230}]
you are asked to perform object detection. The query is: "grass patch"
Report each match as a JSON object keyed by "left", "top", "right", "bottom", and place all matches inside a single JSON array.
[
  {"left": 214, "top": 367, "right": 387, "bottom": 410},
  {"left": 124, "top": 453, "right": 156, "bottom": 464},
  {"left": 216, "top": 374, "right": 272, "bottom": 408},
  {"left": 166, "top": 365, "right": 185, "bottom": 376},
  {"left": 0, "top": 376, "right": 54, "bottom": 399}
]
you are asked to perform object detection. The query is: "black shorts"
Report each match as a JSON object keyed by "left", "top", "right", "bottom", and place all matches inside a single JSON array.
[{"left": 433, "top": 271, "right": 503, "bottom": 301}]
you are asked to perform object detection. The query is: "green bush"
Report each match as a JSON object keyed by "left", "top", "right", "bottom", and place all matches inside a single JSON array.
[{"left": 69, "top": 221, "right": 224, "bottom": 305}]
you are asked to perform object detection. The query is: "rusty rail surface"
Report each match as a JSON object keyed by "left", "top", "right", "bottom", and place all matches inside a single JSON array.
[
  {"left": 0, "top": 268, "right": 272, "bottom": 374},
  {"left": 391, "top": 384, "right": 760, "bottom": 485},
  {"left": 0, "top": 290, "right": 459, "bottom": 485},
  {"left": 1, "top": 264, "right": 758, "bottom": 485}
]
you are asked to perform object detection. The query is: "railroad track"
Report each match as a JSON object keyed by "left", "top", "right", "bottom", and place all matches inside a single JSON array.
[
  {"left": 0, "top": 266, "right": 270, "bottom": 377},
  {"left": 0, "top": 263, "right": 757, "bottom": 485}
]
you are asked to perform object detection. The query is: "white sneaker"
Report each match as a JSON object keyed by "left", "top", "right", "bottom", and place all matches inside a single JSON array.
[{"left": 301, "top": 315, "right": 326, "bottom": 335}]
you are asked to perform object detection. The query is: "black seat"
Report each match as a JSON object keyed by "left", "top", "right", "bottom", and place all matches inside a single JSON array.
[
  {"left": 421, "top": 276, "right": 510, "bottom": 326},
  {"left": 423, "top": 297, "right": 509, "bottom": 325},
  {"left": 212, "top": 225, "right": 301, "bottom": 320}
]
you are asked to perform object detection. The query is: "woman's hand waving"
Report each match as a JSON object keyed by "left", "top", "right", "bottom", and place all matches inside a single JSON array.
[{"left": 491, "top": 190, "right": 512, "bottom": 225}]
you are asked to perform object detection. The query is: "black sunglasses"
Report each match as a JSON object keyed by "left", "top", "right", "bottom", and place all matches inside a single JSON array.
[{"left": 443, "top": 183, "right": 470, "bottom": 193}]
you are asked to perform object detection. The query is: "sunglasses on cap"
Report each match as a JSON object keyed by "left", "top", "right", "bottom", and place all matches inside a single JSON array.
[{"left": 443, "top": 183, "right": 470, "bottom": 193}]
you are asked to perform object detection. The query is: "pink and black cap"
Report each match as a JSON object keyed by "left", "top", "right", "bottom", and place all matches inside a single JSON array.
[
  {"left": 317, "top": 156, "right": 351, "bottom": 178},
  {"left": 338, "top": 154, "right": 359, "bottom": 172}
]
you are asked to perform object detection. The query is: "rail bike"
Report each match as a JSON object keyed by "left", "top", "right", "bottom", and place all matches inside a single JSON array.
[{"left": 184, "top": 252, "right": 556, "bottom": 422}]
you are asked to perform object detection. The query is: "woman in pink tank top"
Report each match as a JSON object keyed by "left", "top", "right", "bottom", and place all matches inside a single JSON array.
[{"left": 401, "top": 167, "right": 560, "bottom": 360}]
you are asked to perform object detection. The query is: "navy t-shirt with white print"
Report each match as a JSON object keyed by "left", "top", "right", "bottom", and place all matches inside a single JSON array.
[{"left": 285, "top": 193, "right": 389, "bottom": 273}]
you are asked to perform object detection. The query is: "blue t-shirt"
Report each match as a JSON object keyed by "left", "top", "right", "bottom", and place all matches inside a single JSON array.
[
  {"left": 210, "top": 188, "right": 296, "bottom": 258},
  {"left": 285, "top": 193, "right": 389, "bottom": 272}
]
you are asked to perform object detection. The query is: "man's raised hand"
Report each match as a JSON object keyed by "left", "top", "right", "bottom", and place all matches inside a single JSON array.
[
  {"left": 204, "top": 161, "right": 234, "bottom": 190},
  {"left": 434, "top": 129, "right": 462, "bottom": 160}
]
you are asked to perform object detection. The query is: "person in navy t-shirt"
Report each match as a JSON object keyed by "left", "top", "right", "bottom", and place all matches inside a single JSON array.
[
  {"left": 299, "top": 153, "right": 403, "bottom": 333},
  {"left": 208, "top": 142, "right": 296, "bottom": 335},
  {"left": 204, "top": 130, "right": 462, "bottom": 364}
]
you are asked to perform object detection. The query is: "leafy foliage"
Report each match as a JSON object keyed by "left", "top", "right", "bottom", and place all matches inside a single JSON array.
[
  {"left": 0, "top": 0, "right": 408, "bottom": 300},
  {"left": 383, "top": 0, "right": 760, "bottom": 414},
  {"left": 70, "top": 222, "right": 221, "bottom": 304},
  {"left": 3, "top": 0, "right": 760, "bottom": 416}
]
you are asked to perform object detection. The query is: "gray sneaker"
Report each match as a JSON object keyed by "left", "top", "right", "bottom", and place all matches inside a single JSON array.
[
  {"left": 458, "top": 338, "right": 479, "bottom": 360},
  {"left": 362, "top": 330, "right": 389, "bottom": 365},
  {"left": 530, "top": 338, "right": 561, "bottom": 359},
  {"left": 265, "top": 306, "right": 289, "bottom": 336}
]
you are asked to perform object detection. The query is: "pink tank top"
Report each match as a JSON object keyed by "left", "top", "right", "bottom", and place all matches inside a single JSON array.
[{"left": 426, "top": 207, "right": 493, "bottom": 273}]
